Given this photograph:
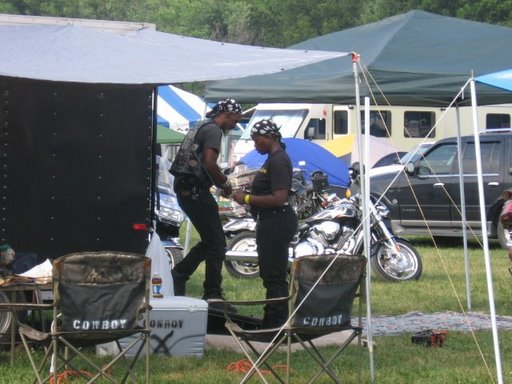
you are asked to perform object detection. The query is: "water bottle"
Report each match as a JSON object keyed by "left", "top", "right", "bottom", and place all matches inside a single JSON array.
[{"left": 152, "top": 272, "right": 163, "bottom": 298}]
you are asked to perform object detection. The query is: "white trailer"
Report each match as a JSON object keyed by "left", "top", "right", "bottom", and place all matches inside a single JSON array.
[{"left": 233, "top": 102, "right": 512, "bottom": 161}]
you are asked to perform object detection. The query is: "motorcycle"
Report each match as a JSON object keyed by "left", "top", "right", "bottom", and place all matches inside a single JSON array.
[
  {"left": 224, "top": 164, "right": 423, "bottom": 282},
  {"left": 154, "top": 180, "right": 186, "bottom": 269},
  {"left": 222, "top": 168, "right": 343, "bottom": 278}
]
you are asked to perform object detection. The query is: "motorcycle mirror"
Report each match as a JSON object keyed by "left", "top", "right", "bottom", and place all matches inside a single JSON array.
[{"left": 349, "top": 162, "right": 361, "bottom": 176}]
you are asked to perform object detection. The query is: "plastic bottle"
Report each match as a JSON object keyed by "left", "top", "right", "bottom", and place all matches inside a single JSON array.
[{"left": 152, "top": 272, "right": 163, "bottom": 298}]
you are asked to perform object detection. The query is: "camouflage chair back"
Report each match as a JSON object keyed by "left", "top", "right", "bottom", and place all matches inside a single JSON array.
[
  {"left": 19, "top": 251, "right": 151, "bottom": 384},
  {"left": 221, "top": 253, "right": 367, "bottom": 384}
]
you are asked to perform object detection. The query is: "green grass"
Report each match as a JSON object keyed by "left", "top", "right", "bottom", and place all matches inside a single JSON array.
[{"left": 2, "top": 230, "right": 512, "bottom": 383}]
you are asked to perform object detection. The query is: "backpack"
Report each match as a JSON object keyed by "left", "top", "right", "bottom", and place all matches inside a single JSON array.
[{"left": 170, "top": 120, "right": 211, "bottom": 180}]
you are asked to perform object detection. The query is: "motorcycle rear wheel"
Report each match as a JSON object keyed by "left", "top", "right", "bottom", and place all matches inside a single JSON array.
[
  {"left": 371, "top": 238, "right": 422, "bottom": 282},
  {"left": 224, "top": 231, "right": 259, "bottom": 279}
]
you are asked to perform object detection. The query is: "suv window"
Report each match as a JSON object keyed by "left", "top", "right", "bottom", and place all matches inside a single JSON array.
[
  {"left": 418, "top": 140, "right": 502, "bottom": 176},
  {"left": 457, "top": 141, "right": 502, "bottom": 174},
  {"left": 417, "top": 143, "right": 457, "bottom": 175}
]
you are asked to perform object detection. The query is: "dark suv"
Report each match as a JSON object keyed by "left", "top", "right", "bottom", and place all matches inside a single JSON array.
[{"left": 370, "top": 131, "right": 512, "bottom": 248}]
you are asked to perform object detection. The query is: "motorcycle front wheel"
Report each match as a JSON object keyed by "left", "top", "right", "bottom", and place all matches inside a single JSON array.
[
  {"left": 371, "top": 238, "right": 422, "bottom": 282},
  {"left": 224, "top": 231, "right": 260, "bottom": 279}
]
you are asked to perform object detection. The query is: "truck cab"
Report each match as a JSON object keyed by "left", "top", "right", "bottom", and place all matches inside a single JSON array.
[{"left": 370, "top": 131, "right": 512, "bottom": 247}]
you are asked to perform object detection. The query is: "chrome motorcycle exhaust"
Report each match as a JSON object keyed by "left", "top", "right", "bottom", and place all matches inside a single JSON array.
[{"left": 225, "top": 250, "right": 259, "bottom": 261}]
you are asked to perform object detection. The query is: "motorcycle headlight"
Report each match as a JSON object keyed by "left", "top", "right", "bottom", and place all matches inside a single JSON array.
[{"left": 158, "top": 206, "right": 184, "bottom": 223}]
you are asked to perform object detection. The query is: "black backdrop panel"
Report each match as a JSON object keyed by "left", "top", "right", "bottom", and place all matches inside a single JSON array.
[{"left": 0, "top": 77, "right": 154, "bottom": 259}]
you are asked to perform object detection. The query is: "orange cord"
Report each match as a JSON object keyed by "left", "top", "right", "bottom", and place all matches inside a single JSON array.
[
  {"left": 227, "top": 359, "right": 291, "bottom": 375},
  {"left": 49, "top": 370, "right": 93, "bottom": 384}
]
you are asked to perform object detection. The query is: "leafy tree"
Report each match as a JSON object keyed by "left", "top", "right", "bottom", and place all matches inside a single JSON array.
[
  {"left": 248, "top": 0, "right": 363, "bottom": 47},
  {"left": 458, "top": 0, "right": 512, "bottom": 27},
  {"left": 1, "top": 0, "right": 512, "bottom": 45}
]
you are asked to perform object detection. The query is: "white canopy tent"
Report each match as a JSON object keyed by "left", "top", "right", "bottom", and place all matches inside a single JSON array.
[{"left": 0, "top": 24, "right": 348, "bottom": 84}]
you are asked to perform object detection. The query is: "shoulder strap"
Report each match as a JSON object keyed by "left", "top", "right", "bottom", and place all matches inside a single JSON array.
[{"left": 190, "top": 119, "right": 217, "bottom": 186}]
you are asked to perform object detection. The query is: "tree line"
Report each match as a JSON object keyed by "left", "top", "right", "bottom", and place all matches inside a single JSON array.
[{"left": 1, "top": 0, "right": 511, "bottom": 48}]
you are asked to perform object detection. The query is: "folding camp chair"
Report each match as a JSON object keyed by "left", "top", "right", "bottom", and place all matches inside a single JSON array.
[
  {"left": 218, "top": 253, "right": 366, "bottom": 384},
  {"left": 18, "top": 251, "right": 151, "bottom": 384}
]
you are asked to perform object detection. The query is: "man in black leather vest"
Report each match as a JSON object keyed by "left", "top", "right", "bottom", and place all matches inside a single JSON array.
[{"left": 172, "top": 99, "right": 241, "bottom": 305}]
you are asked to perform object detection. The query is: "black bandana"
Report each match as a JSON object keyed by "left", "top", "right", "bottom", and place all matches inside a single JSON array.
[
  {"left": 206, "top": 98, "right": 242, "bottom": 117},
  {"left": 251, "top": 119, "right": 281, "bottom": 139}
]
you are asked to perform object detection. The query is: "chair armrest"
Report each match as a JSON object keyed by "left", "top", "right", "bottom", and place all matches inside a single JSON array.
[
  {"left": 18, "top": 323, "right": 51, "bottom": 343},
  {"left": 208, "top": 295, "right": 291, "bottom": 307},
  {"left": 208, "top": 296, "right": 292, "bottom": 325},
  {"left": 0, "top": 302, "right": 53, "bottom": 310}
]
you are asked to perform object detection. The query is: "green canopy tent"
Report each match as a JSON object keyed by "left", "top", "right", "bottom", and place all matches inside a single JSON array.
[
  {"left": 206, "top": 10, "right": 512, "bottom": 107},
  {"left": 157, "top": 125, "right": 185, "bottom": 144}
]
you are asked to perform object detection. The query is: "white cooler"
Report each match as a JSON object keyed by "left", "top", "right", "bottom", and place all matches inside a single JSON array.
[{"left": 99, "top": 296, "right": 208, "bottom": 358}]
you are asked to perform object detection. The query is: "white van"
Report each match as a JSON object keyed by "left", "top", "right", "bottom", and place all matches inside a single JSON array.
[{"left": 232, "top": 103, "right": 512, "bottom": 162}]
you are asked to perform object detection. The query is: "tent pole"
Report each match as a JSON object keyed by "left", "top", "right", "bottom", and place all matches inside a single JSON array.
[
  {"left": 454, "top": 104, "right": 472, "bottom": 309},
  {"left": 363, "top": 96, "right": 375, "bottom": 382},
  {"left": 469, "top": 78, "right": 503, "bottom": 384},
  {"left": 352, "top": 53, "right": 375, "bottom": 383}
]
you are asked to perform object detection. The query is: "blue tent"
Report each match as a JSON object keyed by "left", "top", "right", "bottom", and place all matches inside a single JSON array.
[
  {"left": 241, "top": 138, "right": 350, "bottom": 187},
  {"left": 476, "top": 69, "right": 512, "bottom": 93}
]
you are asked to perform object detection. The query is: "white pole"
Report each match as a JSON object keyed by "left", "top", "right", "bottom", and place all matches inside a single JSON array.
[
  {"left": 454, "top": 105, "right": 472, "bottom": 309},
  {"left": 363, "top": 96, "right": 375, "bottom": 380},
  {"left": 469, "top": 78, "right": 503, "bottom": 384},
  {"left": 352, "top": 53, "right": 375, "bottom": 382}
]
